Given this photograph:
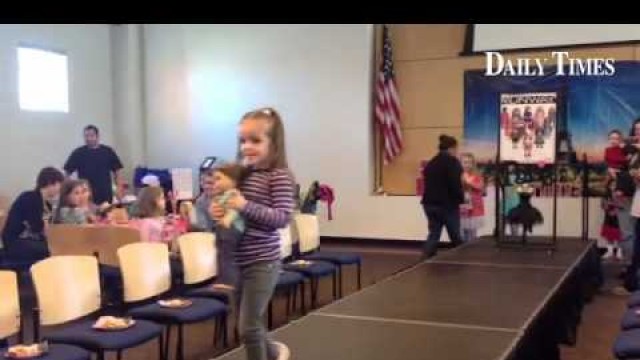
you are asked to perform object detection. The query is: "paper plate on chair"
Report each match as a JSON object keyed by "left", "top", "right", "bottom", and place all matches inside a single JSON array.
[
  {"left": 92, "top": 316, "right": 136, "bottom": 331},
  {"left": 291, "top": 260, "right": 313, "bottom": 267},
  {"left": 158, "top": 298, "right": 193, "bottom": 308},
  {"left": 4, "top": 342, "right": 48, "bottom": 359}
]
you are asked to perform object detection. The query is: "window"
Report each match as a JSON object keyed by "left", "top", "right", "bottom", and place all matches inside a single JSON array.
[{"left": 17, "top": 46, "right": 69, "bottom": 113}]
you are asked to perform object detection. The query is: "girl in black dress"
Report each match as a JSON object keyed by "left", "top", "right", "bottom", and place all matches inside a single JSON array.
[
  {"left": 506, "top": 183, "right": 543, "bottom": 234},
  {"left": 601, "top": 179, "right": 623, "bottom": 260}
]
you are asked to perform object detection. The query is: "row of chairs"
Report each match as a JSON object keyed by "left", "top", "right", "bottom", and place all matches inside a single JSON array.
[
  {"left": 1, "top": 214, "right": 363, "bottom": 360},
  {"left": 41, "top": 214, "right": 361, "bottom": 326},
  {"left": 270, "top": 214, "right": 362, "bottom": 326},
  {"left": 614, "top": 291, "right": 640, "bottom": 359},
  {"left": 0, "top": 225, "right": 144, "bottom": 305},
  {"left": 0, "top": 235, "right": 228, "bottom": 360}
]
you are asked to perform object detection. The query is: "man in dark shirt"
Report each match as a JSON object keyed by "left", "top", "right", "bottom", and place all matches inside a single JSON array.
[
  {"left": 421, "top": 134, "right": 465, "bottom": 258},
  {"left": 64, "top": 125, "right": 124, "bottom": 205}
]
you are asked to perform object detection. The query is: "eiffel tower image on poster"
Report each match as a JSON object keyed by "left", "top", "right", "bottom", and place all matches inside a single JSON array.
[{"left": 556, "top": 115, "right": 577, "bottom": 165}]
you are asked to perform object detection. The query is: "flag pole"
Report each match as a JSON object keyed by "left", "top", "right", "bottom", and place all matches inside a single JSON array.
[{"left": 373, "top": 24, "right": 384, "bottom": 193}]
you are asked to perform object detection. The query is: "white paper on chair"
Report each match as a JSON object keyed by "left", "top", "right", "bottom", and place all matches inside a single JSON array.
[{"left": 171, "top": 168, "right": 194, "bottom": 200}]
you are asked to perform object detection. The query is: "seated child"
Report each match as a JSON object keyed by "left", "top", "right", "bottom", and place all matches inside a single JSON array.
[
  {"left": 134, "top": 186, "right": 185, "bottom": 247},
  {"left": 77, "top": 179, "right": 99, "bottom": 223},
  {"left": 52, "top": 180, "right": 92, "bottom": 225}
]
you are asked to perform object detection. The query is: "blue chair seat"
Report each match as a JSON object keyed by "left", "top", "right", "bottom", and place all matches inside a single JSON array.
[
  {"left": 277, "top": 271, "right": 304, "bottom": 288},
  {"left": 628, "top": 291, "right": 640, "bottom": 308},
  {"left": 45, "top": 319, "right": 162, "bottom": 351},
  {"left": 0, "top": 343, "right": 91, "bottom": 360},
  {"left": 185, "top": 287, "right": 230, "bottom": 304},
  {"left": 284, "top": 261, "right": 336, "bottom": 277},
  {"left": 0, "top": 255, "right": 34, "bottom": 272},
  {"left": 303, "top": 251, "right": 361, "bottom": 265},
  {"left": 621, "top": 308, "right": 640, "bottom": 330},
  {"left": 614, "top": 328, "right": 640, "bottom": 359},
  {"left": 128, "top": 297, "right": 227, "bottom": 324}
]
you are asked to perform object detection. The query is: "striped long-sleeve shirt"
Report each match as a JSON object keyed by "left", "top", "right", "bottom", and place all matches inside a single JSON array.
[{"left": 236, "top": 167, "right": 295, "bottom": 267}]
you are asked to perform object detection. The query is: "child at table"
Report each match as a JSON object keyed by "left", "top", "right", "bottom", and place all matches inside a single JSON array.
[
  {"left": 52, "top": 180, "right": 92, "bottom": 225},
  {"left": 78, "top": 179, "right": 99, "bottom": 223},
  {"left": 134, "top": 186, "right": 185, "bottom": 246}
]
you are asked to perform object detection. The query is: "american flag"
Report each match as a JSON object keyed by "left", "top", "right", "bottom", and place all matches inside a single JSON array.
[{"left": 375, "top": 25, "right": 403, "bottom": 165}]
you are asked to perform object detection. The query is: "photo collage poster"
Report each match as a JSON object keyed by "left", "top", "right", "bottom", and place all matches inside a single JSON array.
[{"left": 499, "top": 92, "right": 557, "bottom": 164}]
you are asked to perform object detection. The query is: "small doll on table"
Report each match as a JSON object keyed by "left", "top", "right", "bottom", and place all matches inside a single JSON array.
[{"left": 209, "top": 163, "right": 249, "bottom": 290}]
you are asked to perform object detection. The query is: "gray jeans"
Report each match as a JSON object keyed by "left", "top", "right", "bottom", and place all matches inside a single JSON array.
[
  {"left": 215, "top": 227, "right": 241, "bottom": 287},
  {"left": 238, "top": 260, "right": 281, "bottom": 360}
]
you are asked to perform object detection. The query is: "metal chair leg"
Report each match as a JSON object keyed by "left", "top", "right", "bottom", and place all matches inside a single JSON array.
[
  {"left": 332, "top": 271, "right": 338, "bottom": 300},
  {"left": 338, "top": 265, "right": 344, "bottom": 297},
  {"left": 214, "top": 317, "right": 219, "bottom": 347},
  {"left": 234, "top": 319, "right": 240, "bottom": 345},
  {"left": 117, "top": 349, "right": 123, "bottom": 360},
  {"left": 311, "top": 278, "right": 319, "bottom": 309},
  {"left": 18, "top": 313, "right": 25, "bottom": 344},
  {"left": 222, "top": 315, "right": 229, "bottom": 348},
  {"left": 164, "top": 326, "right": 172, "bottom": 360},
  {"left": 158, "top": 333, "right": 165, "bottom": 360},
  {"left": 291, "top": 284, "right": 298, "bottom": 314},
  {"left": 301, "top": 281, "right": 306, "bottom": 314},
  {"left": 213, "top": 315, "right": 227, "bottom": 349},
  {"left": 268, "top": 300, "right": 274, "bottom": 329},
  {"left": 177, "top": 324, "right": 184, "bottom": 360},
  {"left": 357, "top": 262, "right": 362, "bottom": 289},
  {"left": 285, "top": 289, "right": 291, "bottom": 319}
]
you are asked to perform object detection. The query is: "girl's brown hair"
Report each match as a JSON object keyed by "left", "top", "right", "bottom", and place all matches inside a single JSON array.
[
  {"left": 52, "top": 179, "right": 85, "bottom": 223},
  {"left": 237, "top": 107, "right": 288, "bottom": 169},
  {"left": 78, "top": 179, "right": 93, "bottom": 202},
  {"left": 136, "top": 186, "right": 166, "bottom": 218},
  {"left": 58, "top": 180, "right": 85, "bottom": 208}
]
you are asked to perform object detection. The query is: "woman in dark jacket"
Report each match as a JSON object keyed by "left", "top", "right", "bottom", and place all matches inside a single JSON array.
[
  {"left": 2, "top": 167, "right": 64, "bottom": 263},
  {"left": 421, "top": 135, "right": 464, "bottom": 258}
]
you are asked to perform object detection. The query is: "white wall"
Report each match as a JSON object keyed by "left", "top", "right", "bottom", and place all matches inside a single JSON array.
[
  {"left": 0, "top": 24, "right": 114, "bottom": 200},
  {"left": 142, "top": 24, "right": 424, "bottom": 240},
  {"left": 142, "top": 24, "right": 606, "bottom": 241},
  {"left": 474, "top": 24, "right": 640, "bottom": 52},
  {"left": 111, "top": 24, "right": 146, "bottom": 183}
]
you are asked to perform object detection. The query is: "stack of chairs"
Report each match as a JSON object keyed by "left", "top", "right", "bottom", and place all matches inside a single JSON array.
[{"left": 613, "top": 288, "right": 640, "bottom": 359}]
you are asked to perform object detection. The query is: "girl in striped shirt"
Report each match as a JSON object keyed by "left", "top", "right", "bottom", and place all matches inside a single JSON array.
[{"left": 210, "top": 107, "right": 294, "bottom": 360}]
